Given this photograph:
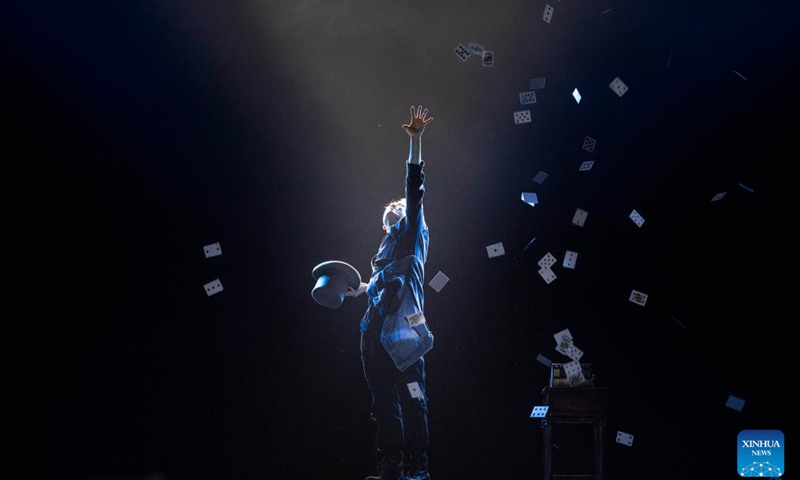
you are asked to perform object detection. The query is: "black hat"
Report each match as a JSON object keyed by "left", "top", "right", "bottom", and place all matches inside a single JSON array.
[{"left": 311, "top": 260, "right": 362, "bottom": 309}]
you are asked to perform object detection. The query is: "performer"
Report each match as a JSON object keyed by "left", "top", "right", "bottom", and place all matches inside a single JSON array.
[{"left": 346, "top": 106, "right": 435, "bottom": 480}]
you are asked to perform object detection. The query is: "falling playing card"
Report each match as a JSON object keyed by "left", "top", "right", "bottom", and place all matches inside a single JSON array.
[
  {"left": 521, "top": 192, "right": 538, "bottom": 206},
  {"left": 629, "top": 209, "right": 645, "bottom": 228},
  {"left": 467, "top": 42, "right": 485, "bottom": 56},
  {"left": 563, "top": 250, "right": 578, "bottom": 269},
  {"left": 565, "top": 343, "right": 584, "bottom": 361},
  {"left": 609, "top": 76, "right": 629, "bottom": 97},
  {"left": 568, "top": 371, "right": 586, "bottom": 387},
  {"left": 429, "top": 271, "right": 449, "bottom": 293},
  {"left": 513, "top": 110, "right": 531, "bottom": 124},
  {"left": 530, "top": 77, "right": 546, "bottom": 90},
  {"left": 555, "top": 337, "right": 572, "bottom": 356},
  {"left": 725, "top": 395, "right": 746, "bottom": 411},
  {"left": 563, "top": 360, "right": 581, "bottom": 377},
  {"left": 536, "top": 354, "right": 552, "bottom": 367},
  {"left": 530, "top": 406, "right": 549, "bottom": 418},
  {"left": 203, "top": 242, "right": 222, "bottom": 258},
  {"left": 578, "top": 160, "right": 594, "bottom": 171},
  {"left": 572, "top": 208, "right": 588, "bottom": 227},
  {"left": 543, "top": 4, "right": 554, "bottom": 23},
  {"left": 582, "top": 136, "right": 596, "bottom": 153},
  {"left": 538, "top": 267, "right": 556, "bottom": 284},
  {"left": 407, "top": 382, "right": 423, "bottom": 399},
  {"left": 616, "top": 431, "right": 634, "bottom": 447},
  {"left": 524, "top": 237, "right": 536, "bottom": 250},
  {"left": 486, "top": 242, "right": 505, "bottom": 258},
  {"left": 572, "top": 88, "right": 581, "bottom": 103},
  {"left": 454, "top": 44, "right": 471, "bottom": 62},
  {"left": 532, "top": 171, "right": 548, "bottom": 184},
  {"left": 204, "top": 278, "right": 223, "bottom": 297},
  {"left": 629, "top": 289, "right": 648, "bottom": 306},
  {"left": 519, "top": 91, "right": 537, "bottom": 105},
  {"left": 553, "top": 328, "right": 573, "bottom": 346},
  {"left": 538, "top": 252, "right": 557, "bottom": 269},
  {"left": 711, "top": 192, "right": 727, "bottom": 202},
  {"left": 406, "top": 311, "right": 426, "bottom": 327},
  {"left": 482, "top": 50, "right": 494, "bottom": 67}
]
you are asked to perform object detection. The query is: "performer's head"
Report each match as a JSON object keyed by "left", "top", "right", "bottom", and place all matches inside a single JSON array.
[{"left": 382, "top": 198, "right": 406, "bottom": 232}]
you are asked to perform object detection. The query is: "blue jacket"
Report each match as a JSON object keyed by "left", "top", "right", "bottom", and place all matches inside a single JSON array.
[{"left": 361, "top": 161, "right": 433, "bottom": 371}]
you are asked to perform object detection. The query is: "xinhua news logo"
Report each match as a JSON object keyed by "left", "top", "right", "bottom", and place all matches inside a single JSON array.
[{"left": 738, "top": 430, "right": 784, "bottom": 477}]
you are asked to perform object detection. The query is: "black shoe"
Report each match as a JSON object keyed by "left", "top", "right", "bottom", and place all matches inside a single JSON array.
[
  {"left": 365, "top": 449, "right": 406, "bottom": 480},
  {"left": 405, "top": 450, "right": 430, "bottom": 480}
]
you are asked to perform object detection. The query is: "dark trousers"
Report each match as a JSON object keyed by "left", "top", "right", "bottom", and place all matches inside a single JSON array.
[{"left": 361, "top": 328, "right": 430, "bottom": 457}]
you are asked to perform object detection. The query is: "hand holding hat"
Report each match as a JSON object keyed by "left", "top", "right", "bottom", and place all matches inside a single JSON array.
[{"left": 311, "top": 260, "right": 363, "bottom": 309}]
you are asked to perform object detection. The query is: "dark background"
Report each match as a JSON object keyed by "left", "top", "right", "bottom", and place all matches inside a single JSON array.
[{"left": 6, "top": 0, "right": 794, "bottom": 479}]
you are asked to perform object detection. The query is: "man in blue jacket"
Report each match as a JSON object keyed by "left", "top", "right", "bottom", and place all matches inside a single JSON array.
[{"left": 347, "top": 106, "right": 435, "bottom": 480}]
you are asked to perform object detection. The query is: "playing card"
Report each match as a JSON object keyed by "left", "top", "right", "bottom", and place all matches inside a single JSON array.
[
  {"left": 521, "top": 192, "right": 538, "bottom": 206},
  {"left": 572, "top": 208, "right": 588, "bottom": 227},
  {"left": 553, "top": 328, "right": 573, "bottom": 346},
  {"left": 711, "top": 192, "right": 727, "bottom": 202},
  {"left": 519, "top": 91, "right": 537, "bottom": 105},
  {"left": 536, "top": 353, "right": 552, "bottom": 367},
  {"left": 725, "top": 395, "right": 746, "bottom": 411},
  {"left": 454, "top": 44, "right": 471, "bottom": 62},
  {"left": 543, "top": 4, "right": 554, "bottom": 23},
  {"left": 629, "top": 289, "right": 648, "bottom": 306},
  {"left": 407, "top": 382, "right": 423, "bottom": 399},
  {"left": 467, "top": 42, "right": 485, "bottom": 56},
  {"left": 530, "top": 406, "right": 549, "bottom": 418},
  {"left": 486, "top": 242, "right": 505, "bottom": 258},
  {"left": 565, "top": 343, "right": 583, "bottom": 361},
  {"left": 532, "top": 171, "right": 548, "bottom": 184},
  {"left": 429, "top": 271, "right": 449, "bottom": 293},
  {"left": 578, "top": 160, "right": 594, "bottom": 171},
  {"left": 738, "top": 182, "right": 754, "bottom": 193},
  {"left": 538, "top": 267, "right": 556, "bottom": 284},
  {"left": 204, "top": 278, "right": 223, "bottom": 297},
  {"left": 555, "top": 337, "right": 572, "bottom": 356},
  {"left": 582, "top": 136, "right": 596, "bottom": 153},
  {"left": 203, "top": 242, "right": 222, "bottom": 258},
  {"left": 513, "top": 110, "right": 531, "bottom": 124},
  {"left": 406, "top": 311, "right": 426, "bottom": 327},
  {"left": 482, "top": 50, "right": 494, "bottom": 67},
  {"left": 616, "top": 431, "right": 634, "bottom": 447},
  {"left": 563, "top": 360, "right": 581, "bottom": 377},
  {"left": 567, "top": 370, "right": 585, "bottom": 387},
  {"left": 538, "top": 252, "right": 557, "bottom": 269},
  {"left": 572, "top": 88, "right": 581, "bottom": 103},
  {"left": 563, "top": 250, "right": 578, "bottom": 269},
  {"left": 530, "top": 77, "right": 546, "bottom": 90},
  {"left": 629, "top": 209, "right": 645, "bottom": 228},
  {"left": 609, "top": 76, "right": 628, "bottom": 97}
]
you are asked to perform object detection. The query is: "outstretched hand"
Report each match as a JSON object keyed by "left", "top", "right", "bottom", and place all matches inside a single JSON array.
[
  {"left": 402, "top": 106, "right": 434, "bottom": 138},
  {"left": 345, "top": 282, "right": 368, "bottom": 298}
]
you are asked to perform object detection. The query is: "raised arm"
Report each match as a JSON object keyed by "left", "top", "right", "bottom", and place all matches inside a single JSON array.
[
  {"left": 402, "top": 106, "right": 434, "bottom": 164},
  {"left": 402, "top": 106, "right": 433, "bottom": 230}
]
